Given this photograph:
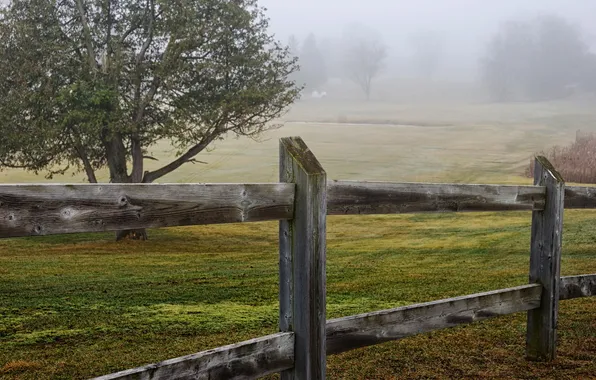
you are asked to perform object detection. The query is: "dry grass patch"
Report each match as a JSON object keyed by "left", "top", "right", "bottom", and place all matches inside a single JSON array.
[{"left": 1, "top": 360, "right": 41, "bottom": 375}]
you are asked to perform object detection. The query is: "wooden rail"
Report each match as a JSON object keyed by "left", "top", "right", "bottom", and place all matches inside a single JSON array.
[
  {"left": 2, "top": 138, "right": 595, "bottom": 379},
  {"left": 0, "top": 183, "right": 294, "bottom": 238},
  {"left": 564, "top": 186, "right": 596, "bottom": 209},
  {"left": 91, "top": 333, "right": 294, "bottom": 380},
  {"left": 3, "top": 182, "right": 596, "bottom": 240},
  {"left": 327, "top": 181, "right": 546, "bottom": 215},
  {"left": 327, "top": 181, "right": 596, "bottom": 216},
  {"left": 560, "top": 274, "right": 596, "bottom": 300},
  {"left": 326, "top": 284, "right": 542, "bottom": 355}
]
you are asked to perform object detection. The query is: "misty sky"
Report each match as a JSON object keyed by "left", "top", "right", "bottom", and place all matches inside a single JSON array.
[
  {"left": 261, "top": 0, "right": 596, "bottom": 40},
  {"left": 260, "top": 0, "right": 596, "bottom": 79}
]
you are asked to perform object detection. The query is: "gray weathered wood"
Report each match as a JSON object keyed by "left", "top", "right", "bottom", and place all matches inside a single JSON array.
[
  {"left": 326, "top": 284, "right": 542, "bottom": 355},
  {"left": 564, "top": 186, "right": 596, "bottom": 209},
  {"left": 279, "top": 137, "right": 326, "bottom": 380},
  {"left": 90, "top": 332, "right": 294, "bottom": 380},
  {"left": 560, "top": 274, "right": 596, "bottom": 300},
  {"left": 327, "top": 181, "right": 545, "bottom": 215},
  {"left": 0, "top": 183, "right": 294, "bottom": 238},
  {"left": 526, "top": 156, "right": 565, "bottom": 361}
]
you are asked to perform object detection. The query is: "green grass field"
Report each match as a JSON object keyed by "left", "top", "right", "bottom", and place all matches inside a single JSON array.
[{"left": 1, "top": 97, "right": 596, "bottom": 379}]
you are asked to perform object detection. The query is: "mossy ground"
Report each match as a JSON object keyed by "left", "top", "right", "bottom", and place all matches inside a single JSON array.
[{"left": 1, "top": 211, "right": 596, "bottom": 379}]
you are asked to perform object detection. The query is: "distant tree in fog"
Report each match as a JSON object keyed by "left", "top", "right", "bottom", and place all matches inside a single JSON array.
[
  {"left": 298, "top": 33, "right": 328, "bottom": 90},
  {"left": 482, "top": 14, "right": 592, "bottom": 101},
  {"left": 287, "top": 34, "right": 302, "bottom": 85},
  {"left": 341, "top": 24, "right": 387, "bottom": 100},
  {"left": 408, "top": 31, "right": 445, "bottom": 79},
  {"left": 482, "top": 21, "right": 534, "bottom": 101},
  {"left": 530, "top": 15, "right": 591, "bottom": 99},
  {"left": 288, "top": 35, "right": 300, "bottom": 56}
]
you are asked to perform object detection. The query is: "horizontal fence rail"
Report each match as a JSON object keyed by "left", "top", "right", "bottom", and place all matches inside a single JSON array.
[
  {"left": 328, "top": 181, "right": 596, "bottom": 215},
  {"left": 560, "top": 274, "right": 596, "bottom": 300},
  {"left": 326, "top": 284, "right": 542, "bottom": 355},
  {"left": 3, "top": 182, "right": 596, "bottom": 239},
  {"left": 564, "top": 186, "right": 596, "bottom": 209},
  {"left": 327, "top": 181, "right": 547, "bottom": 214},
  {"left": 0, "top": 183, "right": 295, "bottom": 238},
  {"left": 91, "top": 333, "right": 294, "bottom": 380}
]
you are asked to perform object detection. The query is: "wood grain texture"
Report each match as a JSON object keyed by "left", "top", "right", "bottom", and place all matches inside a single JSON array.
[
  {"left": 327, "top": 181, "right": 545, "bottom": 215},
  {"left": 91, "top": 332, "right": 294, "bottom": 380},
  {"left": 0, "top": 183, "right": 294, "bottom": 238},
  {"left": 560, "top": 274, "right": 596, "bottom": 300},
  {"left": 565, "top": 186, "right": 596, "bottom": 209},
  {"left": 279, "top": 137, "right": 327, "bottom": 380},
  {"left": 326, "top": 284, "right": 542, "bottom": 355},
  {"left": 527, "top": 156, "right": 565, "bottom": 361}
]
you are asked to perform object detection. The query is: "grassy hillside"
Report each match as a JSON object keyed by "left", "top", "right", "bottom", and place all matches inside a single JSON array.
[
  {"left": 2, "top": 96, "right": 595, "bottom": 186},
  {"left": 1, "top": 98, "right": 596, "bottom": 379}
]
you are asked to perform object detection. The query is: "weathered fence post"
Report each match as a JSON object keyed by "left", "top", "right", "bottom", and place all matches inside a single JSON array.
[
  {"left": 279, "top": 137, "right": 327, "bottom": 379},
  {"left": 527, "top": 156, "right": 565, "bottom": 361}
]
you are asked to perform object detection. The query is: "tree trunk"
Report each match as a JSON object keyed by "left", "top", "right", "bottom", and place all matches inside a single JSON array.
[{"left": 115, "top": 228, "right": 148, "bottom": 241}]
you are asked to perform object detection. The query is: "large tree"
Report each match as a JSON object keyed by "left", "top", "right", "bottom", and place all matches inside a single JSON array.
[
  {"left": 0, "top": 0, "right": 300, "bottom": 240},
  {"left": 341, "top": 23, "right": 387, "bottom": 100}
]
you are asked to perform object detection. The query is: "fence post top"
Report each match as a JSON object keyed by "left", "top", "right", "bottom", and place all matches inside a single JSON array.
[
  {"left": 535, "top": 156, "right": 565, "bottom": 184},
  {"left": 280, "top": 137, "right": 325, "bottom": 176}
]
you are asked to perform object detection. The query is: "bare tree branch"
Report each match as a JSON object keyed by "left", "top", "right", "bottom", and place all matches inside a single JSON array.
[
  {"left": 142, "top": 129, "right": 219, "bottom": 183},
  {"left": 135, "top": 0, "right": 154, "bottom": 68},
  {"left": 131, "top": 0, "right": 156, "bottom": 122},
  {"left": 188, "top": 158, "right": 208, "bottom": 164},
  {"left": 74, "top": 0, "right": 97, "bottom": 72}
]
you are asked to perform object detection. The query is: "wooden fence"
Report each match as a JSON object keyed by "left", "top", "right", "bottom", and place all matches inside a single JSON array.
[{"left": 3, "top": 136, "right": 596, "bottom": 380}]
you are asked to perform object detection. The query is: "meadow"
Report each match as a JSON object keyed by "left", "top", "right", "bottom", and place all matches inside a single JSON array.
[{"left": 1, "top": 87, "right": 596, "bottom": 379}]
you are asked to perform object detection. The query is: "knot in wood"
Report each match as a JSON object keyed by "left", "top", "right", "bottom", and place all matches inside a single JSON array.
[{"left": 118, "top": 196, "right": 129, "bottom": 207}]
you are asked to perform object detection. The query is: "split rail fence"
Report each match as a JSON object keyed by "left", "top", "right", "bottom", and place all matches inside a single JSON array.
[{"left": 3, "top": 137, "right": 596, "bottom": 379}]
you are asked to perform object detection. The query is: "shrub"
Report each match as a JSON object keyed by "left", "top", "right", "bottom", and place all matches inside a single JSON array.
[{"left": 526, "top": 131, "right": 596, "bottom": 183}]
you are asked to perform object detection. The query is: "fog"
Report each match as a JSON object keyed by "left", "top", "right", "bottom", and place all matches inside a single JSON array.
[
  {"left": 260, "top": 0, "right": 596, "bottom": 83},
  {"left": 262, "top": 0, "right": 596, "bottom": 37}
]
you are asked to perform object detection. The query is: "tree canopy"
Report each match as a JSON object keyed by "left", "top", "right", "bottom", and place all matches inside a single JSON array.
[{"left": 0, "top": 0, "right": 300, "bottom": 184}]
